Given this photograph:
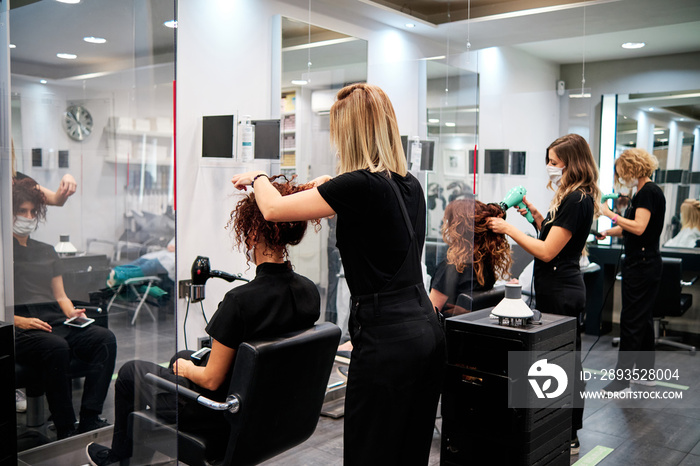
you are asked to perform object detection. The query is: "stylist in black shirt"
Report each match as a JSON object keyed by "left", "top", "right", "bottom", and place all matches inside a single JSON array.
[
  {"left": 597, "top": 148, "right": 665, "bottom": 393},
  {"left": 488, "top": 134, "right": 600, "bottom": 455},
  {"left": 232, "top": 83, "right": 445, "bottom": 466}
]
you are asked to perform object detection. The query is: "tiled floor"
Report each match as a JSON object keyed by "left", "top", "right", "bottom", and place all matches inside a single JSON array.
[{"left": 15, "top": 312, "right": 700, "bottom": 465}]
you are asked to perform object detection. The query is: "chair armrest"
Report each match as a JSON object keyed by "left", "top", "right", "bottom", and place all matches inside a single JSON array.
[
  {"left": 124, "top": 276, "right": 162, "bottom": 285},
  {"left": 144, "top": 373, "right": 240, "bottom": 413},
  {"left": 681, "top": 276, "right": 698, "bottom": 287}
]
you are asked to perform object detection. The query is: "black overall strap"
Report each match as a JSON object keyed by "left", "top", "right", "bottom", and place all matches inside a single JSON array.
[{"left": 384, "top": 173, "right": 416, "bottom": 244}]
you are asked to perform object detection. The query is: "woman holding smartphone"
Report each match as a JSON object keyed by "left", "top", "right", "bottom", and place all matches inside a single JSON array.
[{"left": 488, "top": 133, "right": 600, "bottom": 455}]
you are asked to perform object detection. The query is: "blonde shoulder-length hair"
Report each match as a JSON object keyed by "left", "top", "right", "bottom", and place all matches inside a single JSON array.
[
  {"left": 330, "top": 83, "right": 407, "bottom": 176},
  {"left": 680, "top": 198, "right": 700, "bottom": 230},
  {"left": 545, "top": 133, "right": 601, "bottom": 224},
  {"left": 614, "top": 147, "right": 659, "bottom": 182}
]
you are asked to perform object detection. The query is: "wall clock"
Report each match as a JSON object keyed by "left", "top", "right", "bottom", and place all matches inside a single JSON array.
[{"left": 63, "top": 104, "right": 93, "bottom": 141}]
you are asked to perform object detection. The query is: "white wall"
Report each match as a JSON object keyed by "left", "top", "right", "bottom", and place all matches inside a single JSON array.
[{"left": 474, "top": 46, "right": 561, "bottom": 236}]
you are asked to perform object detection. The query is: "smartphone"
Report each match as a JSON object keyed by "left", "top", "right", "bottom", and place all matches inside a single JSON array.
[
  {"left": 64, "top": 315, "right": 95, "bottom": 328},
  {"left": 191, "top": 347, "right": 211, "bottom": 361}
]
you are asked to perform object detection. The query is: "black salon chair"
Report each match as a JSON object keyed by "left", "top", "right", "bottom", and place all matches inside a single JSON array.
[
  {"left": 128, "top": 322, "right": 341, "bottom": 466},
  {"left": 612, "top": 256, "right": 696, "bottom": 354},
  {"left": 450, "top": 285, "right": 506, "bottom": 316},
  {"left": 653, "top": 257, "right": 696, "bottom": 354}
]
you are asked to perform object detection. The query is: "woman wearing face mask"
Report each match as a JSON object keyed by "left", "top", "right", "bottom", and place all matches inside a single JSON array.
[
  {"left": 488, "top": 133, "right": 600, "bottom": 455},
  {"left": 596, "top": 148, "right": 665, "bottom": 393}
]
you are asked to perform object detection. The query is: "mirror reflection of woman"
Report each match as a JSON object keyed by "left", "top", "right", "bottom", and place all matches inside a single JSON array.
[
  {"left": 597, "top": 148, "right": 666, "bottom": 393},
  {"left": 232, "top": 83, "right": 445, "bottom": 466},
  {"left": 664, "top": 198, "right": 700, "bottom": 248},
  {"left": 488, "top": 133, "right": 600, "bottom": 455}
]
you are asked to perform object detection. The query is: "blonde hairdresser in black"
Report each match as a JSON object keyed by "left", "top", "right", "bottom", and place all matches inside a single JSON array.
[
  {"left": 489, "top": 133, "right": 600, "bottom": 455},
  {"left": 597, "top": 148, "right": 665, "bottom": 393},
  {"left": 232, "top": 83, "right": 444, "bottom": 465}
]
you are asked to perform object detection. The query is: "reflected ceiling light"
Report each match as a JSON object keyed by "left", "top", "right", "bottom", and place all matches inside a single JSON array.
[
  {"left": 622, "top": 42, "right": 645, "bottom": 49},
  {"left": 56, "top": 0, "right": 80, "bottom": 3},
  {"left": 658, "top": 138, "right": 668, "bottom": 142},
  {"left": 56, "top": 53, "right": 77, "bottom": 59},
  {"left": 9, "top": 44, "right": 16, "bottom": 49},
  {"left": 654, "top": 130, "right": 665, "bottom": 135},
  {"left": 628, "top": 141, "right": 634, "bottom": 145},
  {"left": 164, "top": 20, "right": 178, "bottom": 28},
  {"left": 421, "top": 55, "right": 446, "bottom": 61},
  {"left": 569, "top": 93, "right": 591, "bottom": 98},
  {"left": 405, "top": 23, "right": 416, "bottom": 28},
  {"left": 445, "top": 122, "right": 456, "bottom": 127},
  {"left": 40, "top": 79, "right": 47, "bottom": 84},
  {"left": 291, "top": 79, "right": 308, "bottom": 86},
  {"left": 647, "top": 107, "right": 655, "bottom": 111},
  {"left": 84, "top": 36, "right": 107, "bottom": 44},
  {"left": 428, "top": 118, "right": 440, "bottom": 124}
]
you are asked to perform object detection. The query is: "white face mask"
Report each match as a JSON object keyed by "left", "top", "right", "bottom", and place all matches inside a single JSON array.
[
  {"left": 623, "top": 178, "right": 638, "bottom": 189},
  {"left": 13, "top": 216, "right": 38, "bottom": 237},
  {"left": 547, "top": 165, "right": 565, "bottom": 187}
]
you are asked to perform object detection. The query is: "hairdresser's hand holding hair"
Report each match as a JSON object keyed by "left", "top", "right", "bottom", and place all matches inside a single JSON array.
[
  {"left": 235, "top": 83, "right": 445, "bottom": 465},
  {"left": 488, "top": 134, "right": 600, "bottom": 448}
]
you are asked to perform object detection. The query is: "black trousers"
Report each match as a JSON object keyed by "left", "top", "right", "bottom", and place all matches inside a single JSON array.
[
  {"left": 15, "top": 323, "right": 117, "bottom": 432},
  {"left": 111, "top": 351, "right": 224, "bottom": 459},
  {"left": 534, "top": 272, "right": 586, "bottom": 433},
  {"left": 618, "top": 254, "right": 662, "bottom": 372},
  {"left": 345, "top": 286, "right": 445, "bottom": 466}
]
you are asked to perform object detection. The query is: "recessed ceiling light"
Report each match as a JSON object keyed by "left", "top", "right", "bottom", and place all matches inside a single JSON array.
[
  {"left": 428, "top": 118, "right": 440, "bottom": 124},
  {"left": 647, "top": 107, "right": 654, "bottom": 111},
  {"left": 56, "top": 0, "right": 80, "bottom": 3},
  {"left": 291, "top": 79, "right": 308, "bottom": 86},
  {"left": 84, "top": 36, "right": 107, "bottom": 44},
  {"left": 9, "top": 44, "right": 16, "bottom": 49},
  {"left": 163, "top": 20, "right": 177, "bottom": 28},
  {"left": 40, "top": 79, "right": 47, "bottom": 84},
  {"left": 57, "top": 53, "right": 77, "bottom": 60},
  {"left": 445, "top": 122, "right": 456, "bottom": 127},
  {"left": 569, "top": 93, "right": 591, "bottom": 99},
  {"left": 622, "top": 42, "right": 645, "bottom": 49},
  {"left": 405, "top": 23, "right": 416, "bottom": 28}
]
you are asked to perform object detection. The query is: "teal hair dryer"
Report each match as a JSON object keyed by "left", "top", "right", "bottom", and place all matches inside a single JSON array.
[
  {"left": 499, "top": 185, "right": 534, "bottom": 223},
  {"left": 601, "top": 193, "right": 620, "bottom": 202}
]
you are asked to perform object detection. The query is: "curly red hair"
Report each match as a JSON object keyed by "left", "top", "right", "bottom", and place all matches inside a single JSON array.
[
  {"left": 227, "top": 175, "right": 320, "bottom": 263},
  {"left": 442, "top": 199, "right": 512, "bottom": 286}
]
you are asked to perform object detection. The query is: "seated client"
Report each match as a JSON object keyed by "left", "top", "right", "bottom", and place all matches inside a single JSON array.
[
  {"left": 12, "top": 178, "right": 117, "bottom": 439},
  {"left": 86, "top": 175, "right": 321, "bottom": 466},
  {"left": 429, "top": 199, "right": 512, "bottom": 314}
]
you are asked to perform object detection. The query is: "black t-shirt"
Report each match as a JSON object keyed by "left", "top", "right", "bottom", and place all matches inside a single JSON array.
[
  {"left": 430, "top": 260, "right": 494, "bottom": 309},
  {"left": 13, "top": 237, "right": 67, "bottom": 325},
  {"left": 535, "top": 191, "right": 594, "bottom": 276},
  {"left": 317, "top": 169, "right": 426, "bottom": 296},
  {"left": 204, "top": 261, "right": 320, "bottom": 399},
  {"left": 623, "top": 182, "right": 666, "bottom": 255}
]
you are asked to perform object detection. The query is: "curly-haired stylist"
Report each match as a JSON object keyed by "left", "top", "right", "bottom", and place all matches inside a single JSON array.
[
  {"left": 488, "top": 134, "right": 600, "bottom": 455},
  {"left": 597, "top": 148, "right": 665, "bottom": 393},
  {"left": 232, "top": 83, "right": 445, "bottom": 466}
]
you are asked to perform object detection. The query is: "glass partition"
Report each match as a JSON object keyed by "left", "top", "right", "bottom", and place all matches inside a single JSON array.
[{"left": 5, "top": 0, "right": 176, "bottom": 463}]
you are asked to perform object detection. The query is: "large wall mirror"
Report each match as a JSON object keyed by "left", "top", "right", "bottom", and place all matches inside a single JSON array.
[
  {"left": 7, "top": 0, "right": 177, "bottom": 457},
  {"left": 611, "top": 90, "right": 700, "bottom": 246},
  {"left": 280, "top": 16, "right": 367, "bottom": 336}
]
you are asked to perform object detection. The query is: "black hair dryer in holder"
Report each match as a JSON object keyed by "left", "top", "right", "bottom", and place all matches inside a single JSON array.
[{"left": 189, "top": 256, "right": 248, "bottom": 303}]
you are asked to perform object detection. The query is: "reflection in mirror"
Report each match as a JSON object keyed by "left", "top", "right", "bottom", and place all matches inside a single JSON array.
[
  {"left": 8, "top": 0, "right": 176, "bottom": 459},
  {"left": 615, "top": 90, "right": 700, "bottom": 245},
  {"left": 424, "top": 61, "right": 479, "bottom": 314},
  {"left": 280, "top": 16, "right": 367, "bottom": 342}
]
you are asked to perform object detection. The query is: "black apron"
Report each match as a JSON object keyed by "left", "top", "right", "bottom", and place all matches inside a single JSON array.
[{"left": 344, "top": 176, "right": 445, "bottom": 466}]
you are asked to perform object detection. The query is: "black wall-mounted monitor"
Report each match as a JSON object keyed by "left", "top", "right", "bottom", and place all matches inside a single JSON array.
[
  {"left": 484, "top": 149, "right": 509, "bottom": 174},
  {"left": 400, "top": 136, "right": 435, "bottom": 171},
  {"left": 252, "top": 119, "right": 281, "bottom": 160},
  {"left": 510, "top": 151, "right": 527, "bottom": 175},
  {"left": 202, "top": 115, "right": 234, "bottom": 158}
]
